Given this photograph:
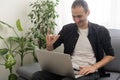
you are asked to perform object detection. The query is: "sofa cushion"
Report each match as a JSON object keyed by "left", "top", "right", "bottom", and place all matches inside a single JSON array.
[
  {"left": 109, "top": 29, "right": 120, "bottom": 38},
  {"left": 99, "top": 72, "right": 120, "bottom": 80},
  {"left": 16, "top": 63, "right": 41, "bottom": 80},
  {"left": 104, "top": 29, "right": 120, "bottom": 72},
  {"left": 18, "top": 76, "right": 27, "bottom": 80}
]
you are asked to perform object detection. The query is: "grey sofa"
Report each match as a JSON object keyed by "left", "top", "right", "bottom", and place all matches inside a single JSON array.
[{"left": 16, "top": 29, "right": 120, "bottom": 80}]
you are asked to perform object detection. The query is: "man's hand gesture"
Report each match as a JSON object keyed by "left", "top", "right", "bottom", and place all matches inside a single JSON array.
[{"left": 46, "top": 29, "right": 60, "bottom": 50}]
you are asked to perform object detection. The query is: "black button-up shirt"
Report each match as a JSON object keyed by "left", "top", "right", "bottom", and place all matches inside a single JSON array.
[{"left": 53, "top": 22, "right": 114, "bottom": 76}]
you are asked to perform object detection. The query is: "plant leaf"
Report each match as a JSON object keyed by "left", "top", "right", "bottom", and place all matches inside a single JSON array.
[
  {"left": 8, "top": 74, "right": 17, "bottom": 80},
  {"left": 0, "top": 48, "right": 8, "bottom": 55},
  {"left": 0, "top": 36, "right": 4, "bottom": 39},
  {"left": 5, "top": 54, "right": 16, "bottom": 69},
  {"left": 0, "top": 20, "right": 14, "bottom": 28},
  {"left": 16, "top": 19, "right": 23, "bottom": 31},
  {"left": 8, "top": 37, "right": 19, "bottom": 42}
]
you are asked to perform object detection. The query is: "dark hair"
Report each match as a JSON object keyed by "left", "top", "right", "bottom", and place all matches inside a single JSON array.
[{"left": 72, "top": 0, "right": 89, "bottom": 13}]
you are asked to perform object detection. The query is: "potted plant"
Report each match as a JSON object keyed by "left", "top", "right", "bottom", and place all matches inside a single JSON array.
[
  {"left": 0, "top": 19, "right": 37, "bottom": 80},
  {"left": 0, "top": 23, "right": 17, "bottom": 80},
  {"left": 28, "top": 0, "right": 59, "bottom": 49}
]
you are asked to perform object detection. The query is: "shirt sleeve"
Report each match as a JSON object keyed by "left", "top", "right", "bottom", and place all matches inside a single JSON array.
[
  {"left": 53, "top": 26, "right": 65, "bottom": 49},
  {"left": 99, "top": 27, "right": 114, "bottom": 56}
]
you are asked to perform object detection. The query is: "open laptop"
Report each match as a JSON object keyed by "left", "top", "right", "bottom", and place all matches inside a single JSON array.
[{"left": 35, "top": 49, "right": 82, "bottom": 78}]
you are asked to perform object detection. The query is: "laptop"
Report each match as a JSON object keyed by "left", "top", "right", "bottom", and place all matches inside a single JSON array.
[
  {"left": 35, "top": 49, "right": 82, "bottom": 78},
  {"left": 35, "top": 49, "right": 83, "bottom": 78}
]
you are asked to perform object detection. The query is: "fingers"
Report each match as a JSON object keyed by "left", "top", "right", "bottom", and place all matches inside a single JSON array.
[
  {"left": 47, "top": 28, "right": 52, "bottom": 35},
  {"left": 46, "top": 33, "right": 60, "bottom": 45},
  {"left": 46, "top": 28, "right": 53, "bottom": 41},
  {"left": 79, "top": 66, "right": 83, "bottom": 69},
  {"left": 49, "top": 35, "right": 60, "bottom": 42},
  {"left": 79, "top": 67, "right": 88, "bottom": 75},
  {"left": 79, "top": 66, "right": 96, "bottom": 75},
  {"left": 46, "top": 28, "right": 60, "bottom": 46},
  {"left": 54, "top": 35, "right": 60, "bottom": 40},
  {"left": 46, "top": 34, "right": 60, "bottom": 40},
  {"left": 80, "top": 68, "right": 90, "bottom": 75},
  {"left": 46, "top": 28, "right": 52, "bottom": 42}
]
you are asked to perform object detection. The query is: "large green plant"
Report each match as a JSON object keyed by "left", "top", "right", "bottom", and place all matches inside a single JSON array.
[
  {"left": 0, "top": 19, "right": 36, "bottom": 80},
  {"left": 0, "top": 20, "right": 18, "bottom": 80},
  {"left": 28, "top": 0, "right": 59, "bottom": 49}
]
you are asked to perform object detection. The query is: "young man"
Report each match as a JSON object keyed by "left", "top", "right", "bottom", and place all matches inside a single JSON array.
[{"left": 32, "top": 0, "right": 114, "bottom": 80}]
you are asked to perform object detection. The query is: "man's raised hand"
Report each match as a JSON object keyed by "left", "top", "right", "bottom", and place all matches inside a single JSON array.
[{"left": 46, "top": 29, "right": 60, "bottom": 50}]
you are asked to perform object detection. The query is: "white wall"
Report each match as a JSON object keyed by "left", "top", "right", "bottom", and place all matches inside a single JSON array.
[
  {"left": 0, "top": 0, "right": 33, "bottom": 43},
  {"left": 0, "top": 0, "right": 35, "bottom": 80},
  {"left": 55, "top": 0, "right": 73, "bottom": 34},
  {"left": 57, "top": 0, "right": 120, "bottom": 29}
]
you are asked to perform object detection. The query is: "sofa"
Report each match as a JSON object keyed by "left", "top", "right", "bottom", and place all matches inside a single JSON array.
[{"left": 16, "top": 29, "right": 120, "bottom": 80}]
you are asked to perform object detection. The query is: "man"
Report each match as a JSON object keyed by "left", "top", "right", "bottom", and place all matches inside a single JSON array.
[{"left": 32, "top": 0, "right": 114, "bottom": 80}]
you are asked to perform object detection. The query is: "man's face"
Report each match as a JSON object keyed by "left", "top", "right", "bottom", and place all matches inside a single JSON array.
[{"left": 72, "top": 6, "right": 89, "bottom": 27}]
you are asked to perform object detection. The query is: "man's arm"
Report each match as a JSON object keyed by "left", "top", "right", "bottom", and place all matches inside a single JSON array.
[
  {"left": 79, "top": 55, "right": 115, "bottom": 75},
  {"left": 79, "top": 26, "right": 115, "bottom": 75},
  {"left": 93, "top": 55, "right": 115, "bottom": 70}
]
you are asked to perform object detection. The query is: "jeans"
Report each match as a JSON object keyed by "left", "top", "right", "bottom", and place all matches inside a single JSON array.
[{"left": 31, "top": 71, "right": 100, "bottom": 80}]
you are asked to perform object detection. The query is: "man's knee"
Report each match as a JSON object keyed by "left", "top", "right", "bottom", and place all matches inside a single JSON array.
[
  {"left": 62, "top": 77, "right": 75, "bottom": 80},
  {"left": 31, "top": 71, "right": 43, "bottom": 80}
]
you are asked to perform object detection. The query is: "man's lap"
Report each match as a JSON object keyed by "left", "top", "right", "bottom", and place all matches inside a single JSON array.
[
  {"left": 31, "top": 71, "right": 100, "bottom": 80},
  {"left": 31, "top": 71, "right": 63, "bottom": 80},
  {"left": 76, "top": 72, "right": 100, "bottom": 80}
]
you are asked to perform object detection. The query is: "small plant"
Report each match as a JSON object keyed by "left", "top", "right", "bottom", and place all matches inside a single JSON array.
[
  {"left": 0, "top": 19, "right": 36, "bottom": 79},
  {"left": 28, "top": 0, "right": 59, "bottom": 49},
  {"left": 0, "top": 34, "right": 17, "bottom": 80}
]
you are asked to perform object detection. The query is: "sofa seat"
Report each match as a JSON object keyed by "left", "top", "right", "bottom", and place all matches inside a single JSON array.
[
  {"left": 17, "top": 62, "right": 120, "bottom": 80},
  {"left": 99, "top": 72, "right": 120, "bottom": 80}
]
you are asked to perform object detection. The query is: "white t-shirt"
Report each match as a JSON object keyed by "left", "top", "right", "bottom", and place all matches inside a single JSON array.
[{"left": 72, "top": 28, "right": 96, "bottom": 70}]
